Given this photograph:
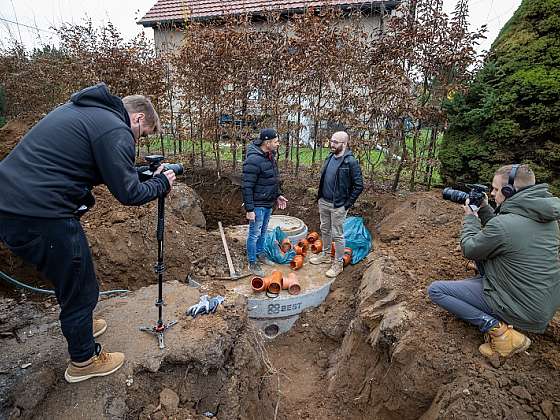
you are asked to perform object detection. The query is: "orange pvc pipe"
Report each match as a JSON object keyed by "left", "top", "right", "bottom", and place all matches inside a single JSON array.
[
  {"left": 311, "top": 239, "right": 323, "bottom": 254},
  {"left": 251, "top": 275, "right": 271, "bottom": 292},
  {"left": 280, "top": 238, "right": 292, "bottom": 253},
  {"left": 268, "top": 270, "right": 283, "bottom": 294},
  {"left": 330, "top": 242, "right": 335, "bottom": 257},
  {"left": 343, "top": 254, "right": 352, "bottom": 267},
  {"left": 294, "top": 245, "right": 307, "bottom": 256},
  {"left": 306, "top": 232, "right": 319, "bottom": 243},
  {"left": 297, "top": 238, "right": 309, "bottom": 251},
  {"left": 283, "top": 272, "right": 301, "bottom": 295},
  {"left": 290, "top": 255, "right": 304, "bottom": 270}
]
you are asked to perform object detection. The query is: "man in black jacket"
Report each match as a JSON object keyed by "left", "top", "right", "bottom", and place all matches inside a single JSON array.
[
  {"left": 0, "top": 83, "right": 176, "bottom": 383},
  {"left": 242, "top": 128, "right": 288, "bottom": 276},
  {"left": 310, "top": 131, "right": 363, "bottom": 277}
]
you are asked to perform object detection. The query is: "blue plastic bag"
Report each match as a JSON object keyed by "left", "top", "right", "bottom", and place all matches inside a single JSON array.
[
  {"left": 264, "top": 226, "right": 296, "bottom": 264},
  {"left": 343, "top": 217, "right": 372, "bottom": 264}
]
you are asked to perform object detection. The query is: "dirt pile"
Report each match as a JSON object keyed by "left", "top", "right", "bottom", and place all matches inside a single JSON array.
[
  {"left": 1, "top": 281, "right": 273, "bottom": 419},
  {"left": 0, "top": 117, "right": 37, "bottom": 161}
]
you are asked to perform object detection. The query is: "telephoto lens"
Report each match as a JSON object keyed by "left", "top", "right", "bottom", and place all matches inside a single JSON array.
[{"left": 442, "top": 187, "right": 469, "bottom": 204}]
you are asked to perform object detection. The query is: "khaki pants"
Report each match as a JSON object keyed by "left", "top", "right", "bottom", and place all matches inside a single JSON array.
[{"left": 318, "top": 198, "right": 347, "bottom": 261}]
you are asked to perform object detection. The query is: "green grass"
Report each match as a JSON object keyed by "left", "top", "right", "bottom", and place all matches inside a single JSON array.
[{"left": 139, "top": 130, "right": 443, "bottom": 185}]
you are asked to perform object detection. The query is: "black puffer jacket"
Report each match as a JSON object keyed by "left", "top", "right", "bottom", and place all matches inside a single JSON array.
[
  {"left": 317, "top": 149, "right": 364, "bottom": 209},
  {"left": 0, "top": 83, "right": 170, "bottom": 218},
  {"left": 242, "top": 142, "right": 281, "bottom": 211}
]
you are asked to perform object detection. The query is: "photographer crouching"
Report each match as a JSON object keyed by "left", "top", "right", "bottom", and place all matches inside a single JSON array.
[
  {"left": 0, "top": 83, "right": 178, "bottom": 382},
  {"left": 428, "top": 164, "right": 560, "bottom": 358}
]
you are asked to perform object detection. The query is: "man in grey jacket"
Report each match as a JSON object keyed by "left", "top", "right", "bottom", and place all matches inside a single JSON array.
[{"left": 428, "top": 164, "right": 560, "bottom": 358}]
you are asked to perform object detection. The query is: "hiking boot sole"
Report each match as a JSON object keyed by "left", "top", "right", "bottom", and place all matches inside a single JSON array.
[
  {"left": 93, "top": 323, "right": 107, "bottom": 338},
  {"left": 64, "top": 359, "right": 124, "bottom": 383}
]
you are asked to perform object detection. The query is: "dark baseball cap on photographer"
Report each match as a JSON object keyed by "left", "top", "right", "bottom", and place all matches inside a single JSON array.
[{"left": 254, "top": 128, "right": 278, "bottom": 145}]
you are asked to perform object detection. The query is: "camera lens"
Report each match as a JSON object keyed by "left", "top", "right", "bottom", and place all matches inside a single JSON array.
[
  {"left": 442, "top": 187, "right": 469, "bottom": 205},
  {"left": 163, "top": 163, "right": 184, "bottom": 176}
]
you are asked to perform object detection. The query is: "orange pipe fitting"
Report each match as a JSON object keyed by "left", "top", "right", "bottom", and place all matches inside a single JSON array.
[
  {"left": 290, "top": 255, "right": 304, "bottom": 270},
  {"left": 342, "top": 253, "right": 352, "bottom": 267},
  {"left": 306, "top": 232, "right": 319, "bottom": 243},
  {"left": 280, "top": 238, "right": 292, "bottom": 253},
  {"left": 294, "top": 245, "right": 307, "bottom": 256},
  {"left": 311, "top": 239, "right": 323, "bottom": 254},
  {"left": 297, "top": 239, "right": 309, "bottom": 251},
  {"left": 251, "top": 276, "right": 271, "bottom": 293},
  {"left": 283, "top": 272, "right": 301, "bottom": 295},
  {"left": 268, "top": 270, "right": 283, "bottom": 294}
]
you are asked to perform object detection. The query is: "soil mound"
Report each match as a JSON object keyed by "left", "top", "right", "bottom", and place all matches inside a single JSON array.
[{"left": 0, "top": 117, "right": 36, "bottom": 160}]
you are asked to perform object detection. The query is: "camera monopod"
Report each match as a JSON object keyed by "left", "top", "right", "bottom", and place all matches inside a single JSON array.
[{"left": 139, "top": 155, "right": 184, "bottom": 349}]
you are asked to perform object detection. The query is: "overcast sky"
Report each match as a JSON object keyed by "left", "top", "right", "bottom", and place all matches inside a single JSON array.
[{"left": 1, "top": 0, "right": 522, "bottom": 53}]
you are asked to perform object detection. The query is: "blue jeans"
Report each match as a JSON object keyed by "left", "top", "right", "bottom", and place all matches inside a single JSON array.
[
  {"left": 246, "top": 207, "right": 272, "bottom": 263},
  {"left": 428, "top": 276, "right": 499, "bottom": 333}
]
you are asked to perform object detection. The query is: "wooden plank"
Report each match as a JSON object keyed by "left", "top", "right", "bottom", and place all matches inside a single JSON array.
[{"left": 218, "top": 221, "right": 236, "bottom": 278}]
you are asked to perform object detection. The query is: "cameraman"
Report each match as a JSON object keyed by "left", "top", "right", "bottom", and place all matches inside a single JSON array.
[
  {"left": 0, "top": 83, "right": 176, "bottom": 382},
  {"left": 428, "top": 164, "right": 560, "bottom": 358}
]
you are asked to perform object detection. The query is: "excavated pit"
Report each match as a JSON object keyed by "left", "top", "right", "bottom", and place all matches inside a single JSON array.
[{"left": 0, "top": 129, "right": 559, "bottom": 419}]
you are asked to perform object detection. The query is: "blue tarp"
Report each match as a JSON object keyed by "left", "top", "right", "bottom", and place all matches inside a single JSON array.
[
  {"left": 343, "top": 216, "right": 372, "bottom": 264},
  {"left": 264, "top": 226, "right": 296, "bottom": 264}
]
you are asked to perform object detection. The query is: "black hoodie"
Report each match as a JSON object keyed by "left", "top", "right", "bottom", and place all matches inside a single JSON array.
[{"left": 0, "top": 83, "right": 169, "bottom": 218}]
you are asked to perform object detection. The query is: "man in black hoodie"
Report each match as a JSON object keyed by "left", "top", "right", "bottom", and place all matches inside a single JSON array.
[
  {"left": 0, "top": 83, "right": 176, "bottom": 383},
  {"left": 242, "top": 128, "right": 288, "bottom": 276}
]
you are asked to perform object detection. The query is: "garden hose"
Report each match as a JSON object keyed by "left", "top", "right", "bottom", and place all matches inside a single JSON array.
[{"left": 0, "top": 270, "right": 129, "bottom": 296}]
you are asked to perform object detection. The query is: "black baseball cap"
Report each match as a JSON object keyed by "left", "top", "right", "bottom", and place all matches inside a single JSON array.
[{"left": 255, "top": 128, "right": 278, "bottom": 145}]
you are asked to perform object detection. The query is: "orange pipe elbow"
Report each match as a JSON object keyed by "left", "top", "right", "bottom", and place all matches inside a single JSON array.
[
  {"left": 268, "top": 270, "right": 283, "bottom": 294},
  {"left": 283, "top": 272, "right": 301, "bottom": 295},
  {"left": 251, "top": 275, "right": 271, "bottom": 292},
  {"left": 306, "top": 232, "right": 319, "bottom": 243},
  {"left": 280, "top": 238, "right": 292, "bottom": 253},
  {"left": 297, "top": 239, "right": 309, "bottom": 251},
  {"left": 294, "top": 245, "right": 307, "bottom": 256},
  {"left": 290, "top": 255, "right": 304, "bottom": 270},
  {"left": 310, "top": 239, "right": 323, "bottom": 254}
]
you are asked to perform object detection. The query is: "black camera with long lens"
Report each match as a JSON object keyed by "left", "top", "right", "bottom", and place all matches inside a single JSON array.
[
  {"left": 138, "top": 155, "right": 184, "bottom": 181},
  {"left": 442, "top": 184, "right": 489, "bottom": 210}
]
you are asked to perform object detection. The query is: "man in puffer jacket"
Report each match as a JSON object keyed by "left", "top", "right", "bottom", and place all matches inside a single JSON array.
[
  {"left": 242, "top": 128, "right": 288, "bottom": 276},
  {"left": 428, "top": 164, "right": 560, "bottom": 358}
]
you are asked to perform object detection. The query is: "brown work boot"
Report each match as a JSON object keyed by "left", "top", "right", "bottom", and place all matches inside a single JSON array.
[
  {"left": 93, "top": 319, "right": 107, "bottom": 338},
  {"left": 309, "top": 253, "right": 331, "bottom": 265},
  {"left": 64, "top": 344, "right": 125, "bottom": 383},
  {"left": 326, "top": 260, "right": 344, "bottom": 278},
  {"left": 479, "top": 322, "right": 531, "bottom": 358}
]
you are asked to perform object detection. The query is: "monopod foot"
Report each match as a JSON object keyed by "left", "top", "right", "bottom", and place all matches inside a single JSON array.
[{"left": 140, "top": 320, "right": 177, "bottom": 349}]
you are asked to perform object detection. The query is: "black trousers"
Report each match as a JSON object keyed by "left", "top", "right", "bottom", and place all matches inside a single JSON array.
[{"left": 0, "top": 215, "right": 98, "bottom": 362}]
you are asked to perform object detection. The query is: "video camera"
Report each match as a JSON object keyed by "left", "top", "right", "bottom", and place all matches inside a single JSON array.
[
  {"left": 138, "top": 155, "right": 184, "bottom": 181},
  {"left": 442, "top": 184, "right": 489, "bottom": 212}
]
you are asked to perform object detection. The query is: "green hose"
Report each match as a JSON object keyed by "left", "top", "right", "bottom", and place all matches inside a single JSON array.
[{"left": 0, "top": 270, "right": 129, "bottom": 296}]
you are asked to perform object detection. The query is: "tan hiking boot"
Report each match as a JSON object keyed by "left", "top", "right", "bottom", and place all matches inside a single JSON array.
[
  {"left": 93, "top": 319, "right": 107, "bottom": 338},
  {"left": 64, "top": 344, "right": 125, "bottom": 383},
  {"left": 479, "top": 322, "right": 531, "bottom": 358},
  {"left": 309, "top": 253, "right": 331, "bottom": 265},
  {"left": 326, "top": 260, "right": 344, "bottom": 278}
]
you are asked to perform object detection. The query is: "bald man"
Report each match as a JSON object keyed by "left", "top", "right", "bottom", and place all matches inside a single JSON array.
[{"left": 310, "top": 131, "right": 363, "bottom": 277}]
